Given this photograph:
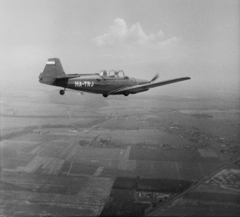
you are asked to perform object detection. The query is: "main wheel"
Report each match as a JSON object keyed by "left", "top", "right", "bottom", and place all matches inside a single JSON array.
[
  {"left": 60, "top": 90, "right": 65, "bottom": 95},
  {"left": 103, "top": 94, "right": 108, "bottom": 98},
  {"left": 124, "top": 92, "right": 129, "bottom": 96}
]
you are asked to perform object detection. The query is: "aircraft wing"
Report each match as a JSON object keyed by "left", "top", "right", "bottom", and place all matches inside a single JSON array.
[{"left": 108, "top": 77, "right": 191, "bottom": 94}]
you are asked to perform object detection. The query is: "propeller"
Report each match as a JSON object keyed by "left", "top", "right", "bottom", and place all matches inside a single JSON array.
[{"left": 150, "top": 73, "right": 159, "bottom": 83}]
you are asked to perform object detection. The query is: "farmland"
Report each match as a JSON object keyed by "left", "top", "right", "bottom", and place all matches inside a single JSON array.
[{"left": 0, "top": 84, "right": 239, "bottom": 216}]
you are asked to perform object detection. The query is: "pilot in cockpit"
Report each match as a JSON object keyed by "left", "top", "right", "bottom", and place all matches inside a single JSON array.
[
  {"left": 100, "top": 70, "right": 107, "bottom": 77},
  {"left": 114, "top": 71, "right": 119, "bottom": 77}
]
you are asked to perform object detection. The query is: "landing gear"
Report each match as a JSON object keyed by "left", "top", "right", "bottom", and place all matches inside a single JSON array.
[
  {"left": 124, "top": 92, "right": 129, "bottom": 96},
  {"left": 60, "top": 89, "right": 65, "bottom": 95},
  {"left": 103, "top": 94, "right": 108, "bottom": 98}
]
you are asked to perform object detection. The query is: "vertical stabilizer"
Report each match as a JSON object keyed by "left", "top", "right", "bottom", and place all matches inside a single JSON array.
[{"left": 39, "top": 58, "right": 65, "bottom": 85}]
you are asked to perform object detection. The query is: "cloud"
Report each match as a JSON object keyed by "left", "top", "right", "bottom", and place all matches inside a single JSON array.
[
  {"left": 92, "top": 18, "right": 185, "bottom": 68},
  {"left": 94, "top": 18, "right": 181, "bottom": 47}
]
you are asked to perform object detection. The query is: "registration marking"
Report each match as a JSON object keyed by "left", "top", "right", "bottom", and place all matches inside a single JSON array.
[{"left": 75, "top": 81, "right": 94, "bottom": 87}]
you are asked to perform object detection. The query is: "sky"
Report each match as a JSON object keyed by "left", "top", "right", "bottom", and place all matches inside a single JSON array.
[{"left": 0, "top": 0, "right": 239, "bottom": 97}]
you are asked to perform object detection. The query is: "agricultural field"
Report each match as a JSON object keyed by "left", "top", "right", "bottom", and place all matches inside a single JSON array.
[
  {"left": 101, "top": 177, "right": 192, "bottom": 216},
  {"left": 0, "top": 85, "right": 240, "bottom": 216},
  {"left": 148, "top": 160, "right": 240, "bottom": 216}
]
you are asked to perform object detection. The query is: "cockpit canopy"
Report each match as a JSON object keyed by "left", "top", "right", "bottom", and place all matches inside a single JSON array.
[{"left": 99, "top": 70, "right": 126, "bottom": 78}]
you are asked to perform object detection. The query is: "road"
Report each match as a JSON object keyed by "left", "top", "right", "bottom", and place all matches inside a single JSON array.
[{"left": 147, "top": 156, "right": 240, "bottom": 216}]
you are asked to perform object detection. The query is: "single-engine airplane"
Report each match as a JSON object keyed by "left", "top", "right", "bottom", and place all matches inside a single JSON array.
[{"left": 39, "top": 58, "right": 190, "bottom": 97}]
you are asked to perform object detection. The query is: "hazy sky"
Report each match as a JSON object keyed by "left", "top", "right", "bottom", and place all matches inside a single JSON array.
[{"left": 0, "top": 0, "right": 239, "bottom": 96}]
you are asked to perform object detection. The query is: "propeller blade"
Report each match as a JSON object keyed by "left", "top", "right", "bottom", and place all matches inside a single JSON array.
[{"left": 150, "top": 73, "right": 159, "bottom": 83}]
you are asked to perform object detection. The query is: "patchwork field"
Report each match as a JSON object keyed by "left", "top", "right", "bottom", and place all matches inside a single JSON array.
[
  {"left": 0, "top": 86, "right": 239, "bottom": 216},
  {"left": 149, "top": 160, "right": 240, "bottom": 216}
]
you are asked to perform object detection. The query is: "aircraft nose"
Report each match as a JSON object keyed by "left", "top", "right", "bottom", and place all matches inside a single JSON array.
[{"left": 135, "top": 78, "right": 149, "bottom": 85}]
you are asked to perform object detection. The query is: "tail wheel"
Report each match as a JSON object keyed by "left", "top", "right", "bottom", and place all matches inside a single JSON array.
[
  {"left": 60, "top": 90, "right": 65, "bottom": 95},
  {"left": 103, "top": 94, "right": 108, "bottom": 98}
]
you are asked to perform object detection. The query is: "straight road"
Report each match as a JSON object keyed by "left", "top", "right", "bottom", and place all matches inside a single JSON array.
[{"left": 147, "top": 156, "right": 240, "bottom": 216}]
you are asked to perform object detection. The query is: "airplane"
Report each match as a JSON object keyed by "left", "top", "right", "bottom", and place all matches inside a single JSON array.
[{"left": 39, "top": 58, "right": 190, "bottom": 98}]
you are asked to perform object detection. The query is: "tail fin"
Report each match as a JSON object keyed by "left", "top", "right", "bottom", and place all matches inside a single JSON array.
[{"left": 39, "top": 58, "right": 65, "bottom": 85}]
